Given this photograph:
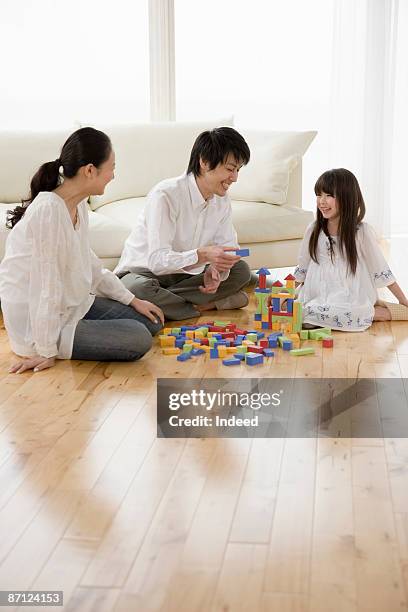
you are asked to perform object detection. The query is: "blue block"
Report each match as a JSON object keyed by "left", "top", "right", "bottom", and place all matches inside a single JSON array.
[
  {"left": 210, "top": 348, "right": 219, "bottom": 359},
  {"left": 263, "top": 349, "right": 275, "bottom": 357},
  {"left": 256, "top": 332, "right": 265, "bottom": 339},
  {"left": 233, "top": 353, "right": 246, "bottom": 361},
  {"left": 222, "top": 358, "right": 241, "bottom": 366},
  {"left": 282, "top": 340, "right": 293, "bottom": 351},
  {"left": 287, "top": 298, "right": 293, "bottom": 314},
  {"left": 234, "top": 248, "right": 250, "bottom": 257},
  {"left": 177, "top": 353, "right": 191, "bottom": 361},
  {"left": 268, "top": 338, "right": 278, "bottom": 348},
  {"left": 269, "top": 332, "right": 282, "bottom": 338},
  {"left": 175, "top": 339, "right": 186, "bottom": 348},
  {"left": 272, "top": 297, "right": 280, "bottom": 311},
  {"left": 255, "top": 288, "right": 271, "bottom": 294},
  {"left": 262, "top": 322, "right": 270, "bottom": 329},
  {"left": 236, "top": 335, "right": 245, "bottom": 344},
  {"left": 245, "top": 353, "right": 264, "bottom": 366},
  {"left": 254, "top": 313, "right": 262, "bottom": 321},
  {"left": 191, "top": 348, "right": 206, "bottom": 356},
  {"left": 213, "top": 333, "right": 222, "bottom": 339}
]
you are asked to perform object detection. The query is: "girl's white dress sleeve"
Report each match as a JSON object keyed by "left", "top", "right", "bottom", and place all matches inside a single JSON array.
[
  {"left": 359, "top": 223, "right": 396, "bottom": 288},
  {"left": 294, "top": 221, "right": 315, "bottom": 282}
]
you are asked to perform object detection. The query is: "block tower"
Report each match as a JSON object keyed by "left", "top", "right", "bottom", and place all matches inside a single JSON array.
[{"left": 254, "top": 272, "right": 302, "bottom": 333}]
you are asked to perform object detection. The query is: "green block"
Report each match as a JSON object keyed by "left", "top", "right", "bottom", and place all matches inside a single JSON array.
[
  {"left": 278, "top": 336, "right": 290, "bottom": 347},
  {"left": 171, "top": 327, "right": 181, "bottom": 335},
  {"left": 209, "top": 338, "right": 217, "bottom": 347},
  {"left": 196, "top": 326, "right": 209, "bottom": 336},
  {"left": 247, "top": 333, "right": 258, "bottom": 343},
  {"left": 318, "top": 333, "right": 333, "bottom": 340},
  {"left": 309, "top": 327, "right": 331, "bottom": 340},
  {"left": 271, "top": 286, "right": 283, "bottom": 294},
  {"left": 235, "top": 345, "right": 248, "bottom": 354},
  {"left": 300, "top": 330, "right": 309, "bottom": 340},
  {"left": 183, "top": 344, "right": 193, "bottom": 353},
  {"left": 290, "top": 348, "right": 315, "bottom": 356},
  {"left": 214, "top": 320, "right": 229, "bottom": 327}
]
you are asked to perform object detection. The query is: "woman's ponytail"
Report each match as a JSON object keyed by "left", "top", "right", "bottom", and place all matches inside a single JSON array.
[{"left": 6, "top": 158, "right": 61, "bottom": 228}]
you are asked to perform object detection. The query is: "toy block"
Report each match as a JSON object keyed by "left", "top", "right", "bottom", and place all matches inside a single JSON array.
[
  {"left": 203, "top": 320, "right": 214, "bottom": 326},
  {"left": 163, "top": 327, "right": 172, "bottom": 335},
  {"left": 171, "top": 327, "right": 181, "bottom": 335},
  {"left": 235, "top": 345, "right": 248, "bottom": 354},
  {"left": 259, "top": 339, "right": 268, "bottom": 348},
  {"left": 233, "top": 353, "right": 246, "bottom": 361},
  {"left": 222, "top": 358, "right": 241, "bottom": 366},
  {"left": 214, "top": 320, "right": 229, "bottom": 327},
  {"left": 194, "top": 331, "right": 204, "bottom": 340},
  {"left": 254, "top": 313, "right": 262, "bottom": 321},
  {"left": 272, "top": 322, "right": 280, "bottom": 331},
  {"left": 290, "top": 348, "right": 315, "bottom": 356},
  {"left": 287, "top": 299, "right": 293, "bottom": 314},
  {"left": 202, "top": 345, "right": 211, "bottom": 353},
  {"left": 272, "top": 297, "right": 280, "bottom": 311},
  {"left": 247, "top": 346, "right": 264, "bottom": 354},
  {"left": 236, "top": 335, "right": 245, "bottom": 344},
  {"left": 293, "top": 301, "right": 302, "bottom": 332},
  {"left": 210, "top": 348, "right": 219, "bottom": 359},
  {"left": 159, "top": 335, "right": 176, "bottom": 347},
  {"left": 263, "top": 349, "right": 275, "bottom": 357},
  {"left": 242, "top": 340, "right": 255, "bottom": 346},
  {"left": 209, "top": 338, "right": 216, "bottom": 348},
  {"left": 308, "top": 327, "right": 331, "bottom": 340},
  {"left": 282, "top": 340, "right": 293, "bottom": 351},
  {"left": 261, "top": 321, "right": 270, "bottom": 329},
  {"left": 175, "top": 338, "right": 186, "bottom": 349},
  {"left": 177, "top": 352, "right": 191, "bottom": 361},
  {"left": 184, "top": 339, "right": 193, "bottom": 344},
  {"left": 268, "top": 338, "right": 278, "bottom": 348},
  {"left": 200, "top": 338, "right": 209, "bottom": 345},
  {"left": 245, "top": 353, "right": 264, "bottom": 366},
  {"left": 162, "top": 348, "right": 181, "bottom": 355},
  {"left": 300, "top": 330, "right": 309, "bottom": 340},
  {"left": 322, "top": 338, "right": 334, "bottom": 348},
  {"left": 192, "top": 342, "right": 202, "bottom": 348},
  {"left": 186, "top": 330, "right": 195, "bottom": 339},
  {"left": 226, "top": 346, "right": 237, "bottom": 353},
  {"left": 253, "top": 321, "right": 262, "bottom": 330},
  {"left": 191, "top": 348, "right": 206, "bottom": 356},
  {"left": 278, "top": 335, "right": 290, "bottom": 347},
  {"left": 183, "top": 344, "right": 193, "bottom": 353},
  {"left": 234, "top": 248, "right": 250, "bottom": 257},
  {"left": 218, "top": 347, "right": 227, "bottom": 358},
  {"left": 247, "top": 333, "right": 258, "bottom": 343},
  {"left": 319, "top": 333, "right": 333, "bottom": 340}
]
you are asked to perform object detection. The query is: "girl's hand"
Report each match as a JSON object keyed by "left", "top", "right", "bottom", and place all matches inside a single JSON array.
[
  {"left": 9, "top": 356, "right": 56, "bottom": 374},
  {"left": 130, "top": 297, "right": 164, "bottom": 325}
]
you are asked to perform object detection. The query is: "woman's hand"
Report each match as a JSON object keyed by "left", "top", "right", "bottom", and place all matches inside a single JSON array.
[
  {"left": 9, "top": 355, "right": 56, "bottom": 374},
  {"left": 130, "top": 297, "right": 164, "bottom": 325}
]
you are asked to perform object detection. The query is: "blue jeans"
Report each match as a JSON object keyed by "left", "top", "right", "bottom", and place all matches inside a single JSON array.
[{"left": 71, "top": 297, "right": 163, "bottom": 361}]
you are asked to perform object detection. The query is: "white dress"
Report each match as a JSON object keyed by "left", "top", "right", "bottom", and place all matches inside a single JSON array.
[
  {"left": 294, "top": 221, "right": 395, "bottom": 331},
  {"left": 0, "top": 192, "right": 134, "bottom": 358}
]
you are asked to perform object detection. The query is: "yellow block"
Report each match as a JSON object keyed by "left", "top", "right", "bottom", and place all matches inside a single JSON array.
[
  {"left": 253, "top": 320, "right": 262, "bottom": 330},
  {"left": 159, "top": 336, "right": 176, "bottom": 347},
  {"left": 242, "top": 340, "right": 255, "bottom": 346},
  {"left": 272, "top": 322, "right": 280, "bottom": 331},
  {"left": 194, "top": 331, "right": 204, "bottom": 339},
  {"left": 186, "top": 331, "right": 195, "bottom": 339},
  {"left": 218, "top": 347, "right": 227, "bottom": 358},
  {"left": 184, "top": 339, "right": 193, "bottom": 345},
  {"left": 192, "top": 342, "right": 202, "bottom": 348},
  {"left": 163, "top": 328, "right": 172, "bottom": 335},
  {"left": 202, "top": 345, "right": 211, "bottom": 353},
  {"left": 226, "top": 346, "right": 237, "bottom": 353},
  {"left": 162, "top": 348, "right": 180, "bottom": 355}
]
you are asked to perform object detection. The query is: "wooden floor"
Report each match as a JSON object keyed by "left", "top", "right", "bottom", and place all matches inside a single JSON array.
[{"left": 1, "top": 256, "right": 408, "bottom": 611}]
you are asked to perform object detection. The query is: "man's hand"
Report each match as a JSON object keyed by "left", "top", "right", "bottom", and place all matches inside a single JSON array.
[
  {"left": 9, "top": 355, "right": 56, "bottom": 374},
  {"left": 199, "top": 265, "right": 221, "bottom": 294},
  {"left": 130, "top": 297, "right": 164, "bottom": 325},
  {"left": 197, "top": 246, "right": 240, "bottom": 272}
]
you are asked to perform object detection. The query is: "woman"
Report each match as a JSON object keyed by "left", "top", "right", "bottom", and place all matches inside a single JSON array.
[{"left": 0, "top": 127, "right": 164, "bottom": 373}]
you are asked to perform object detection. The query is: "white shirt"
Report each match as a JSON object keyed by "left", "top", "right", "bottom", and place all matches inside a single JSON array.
[
  {"left": 0, "top": 192, "right": 134, "bottom": 359},
  {"left": 115, "top": 172, "right": 239, "bottom": 278},
  {"left": 294, "top": 221, "right": 396, "bottom": 331}
]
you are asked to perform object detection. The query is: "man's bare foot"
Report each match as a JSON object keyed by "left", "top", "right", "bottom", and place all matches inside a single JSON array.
[{"left": 373, "top": 305, "right": 392, "bottom": 322}]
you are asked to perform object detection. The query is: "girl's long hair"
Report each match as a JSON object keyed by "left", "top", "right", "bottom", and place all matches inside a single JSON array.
[
  {"left": 309, "top": 168, "right": 366, "bottom": 275},
  {"left": 6, "top": 127, "right": 112, "bottom": 228}
]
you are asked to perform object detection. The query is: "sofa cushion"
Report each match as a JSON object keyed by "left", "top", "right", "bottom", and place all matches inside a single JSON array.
[
  {"left": 88, "top": 211, "right": 132, "bottom": 259},
  {"left": 89, "top": 118, "right": 233, "bottom": 211},
  {"left": 95, "top": 197, "right": 314, "bottom": 253},
  {"left": 230, "top": 130, "right": 317, "bottom": 205}
]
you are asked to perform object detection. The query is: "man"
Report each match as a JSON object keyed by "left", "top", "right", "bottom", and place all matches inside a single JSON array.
[{"left": 115, "top": 127, "right": 252, "bottom": 320}]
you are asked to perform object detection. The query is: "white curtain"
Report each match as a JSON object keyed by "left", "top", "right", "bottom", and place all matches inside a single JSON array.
[{"left": 328, "top": 0, "right": 400, "bottom": 237}]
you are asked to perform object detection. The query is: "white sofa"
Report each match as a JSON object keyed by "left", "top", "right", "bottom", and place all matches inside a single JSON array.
[{"left": 0, "top": 120, "right": 315, "bottom": 271}]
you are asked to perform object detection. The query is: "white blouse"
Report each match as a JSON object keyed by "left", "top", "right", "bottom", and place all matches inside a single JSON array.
[
  {"left": 294, "top": 221, "right": 396, "bottom": 331},
  {"left": 0, "top": 192, "right": 134, "bottom": 359}
]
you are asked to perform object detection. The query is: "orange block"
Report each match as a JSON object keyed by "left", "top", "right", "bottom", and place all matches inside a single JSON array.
[
  {"left": 162, "top": 348, "right": 180, "bottom": 355},
  {"left": 159, "top": 336, "right": 176, "bottom": 347}
]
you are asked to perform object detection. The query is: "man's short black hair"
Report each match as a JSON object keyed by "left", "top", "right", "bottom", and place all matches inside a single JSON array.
[{"left": 187, "top": 127, "right": 250, "bottom": 177}]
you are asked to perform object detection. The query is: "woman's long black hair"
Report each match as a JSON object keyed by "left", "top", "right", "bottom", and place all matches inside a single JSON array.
[
  {"left": 309, "top": 168, "right": 366, "bottom": 275},
  {"left": 6, "top": 127, "right": 112, "bottom": 228}
]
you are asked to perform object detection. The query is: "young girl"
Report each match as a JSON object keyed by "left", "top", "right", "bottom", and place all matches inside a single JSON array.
[
  {"left": 0, "top": 127, "right": 164, "bottom": 373},
  {"left": 294, "top": 168, "right": 408, "bottom": 331}
]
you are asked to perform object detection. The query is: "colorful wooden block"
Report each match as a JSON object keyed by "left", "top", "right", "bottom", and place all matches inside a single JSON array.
[
  {"left": 234, "top": 248, "right": 250, "bottom": 256},
  {"left": 177, "top": 353, "right": 191, "bottom": 361},
  {"left": 245, "top": 353, "right": 264, "bottom": 366},
  {"left": 282, "top": 340, "right": 293, "bottom": 351},
  {"left": 233, "top": 353, "right": 246, "bottom": 361},
  {"left": 210, "top": 348, "right": 219, "bottom": 359},
  {"left": 263, "top": 349, "right": 275, "bottom": 357},
  {"left": 222, "top": 358, "right": 241, "bottom": 366},
  {"left": 290, "top": 348, "right": 315, "bottom": 356},
  {"left": 322, "top": 338, "right": 334, "bottom": 348},
  {"left": 300, "top": 330, "right": 309, "bottom": 340},
  {"left": 162, "top": 348, "right": 181, "bottom": 355}
]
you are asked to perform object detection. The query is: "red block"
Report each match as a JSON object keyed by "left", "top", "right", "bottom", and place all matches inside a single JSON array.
[
  {"left": 322, "top": 338, "right": 333, "bottom": 348},
  {"left": 222, "top": 332, "right": 236, "bottom": 339},
  {"left": 200, "top": 338, "right": 209, "bottom": 345},
  {"left": 235, "top": 328, "right": 247, "bottom": 335},
  {"left": 259, "top": 339, "right": 268, "bottom": 348},
  {"left": 209, "top": 326, "right": 225, "bottom": 332},
  {"left": 247, "top": 346, "right": 264, "bottom": 354}
]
